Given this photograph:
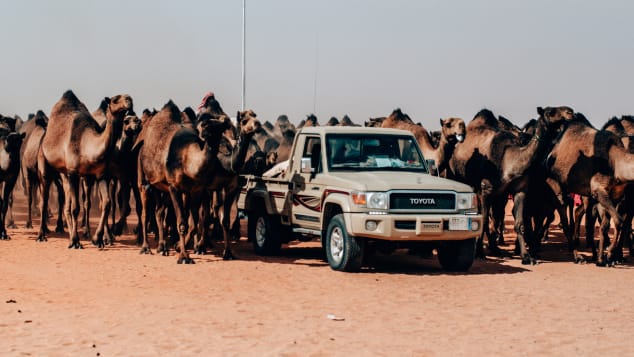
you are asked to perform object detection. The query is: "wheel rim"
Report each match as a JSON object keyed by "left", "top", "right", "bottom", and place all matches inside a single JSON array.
[
  {"left": 255, "top": 216, "right": 267, "bottom": 247},
  {"left": 329, "top": 226, "right": 344, "bottom": 264}
]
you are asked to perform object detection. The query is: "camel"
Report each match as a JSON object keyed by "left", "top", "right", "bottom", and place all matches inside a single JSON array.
[
  {"left": 20, "top": 111, "right": 65, "bottom": 232},
  {"left": 39, "top": 90, "right": 133, "bottom": 248},
  {"left": 339, "top": 115, "right": 358, "bottom": 126},
  {"left": 138, "top": 101, "right": 254, "bottom": 263},
  {"left": 447, "top": 108, "right": 563, "bottom": 264},
  {"left": 326, "top": 117, "right": 339, "bottom": 126},
  {"left": 297, "top": 114, "right": 319, "bottom": 129},
  {"left": 108, "top": 112, "right": 143, "bottom": 236},
  {"left": 195, "top": 109, "right": 261, "bottom": 256},
  {"left": 0, "top": 131, "right": 25, "bottom": 240},
  {"left": 365, "top": 117, "right": 386, "bottom": 127},
  {"left": 545, "top": 112, "right": 634, "bottom": 265},
  {"left": 380, "top": 108, "right": 465, "bottom": 176}
]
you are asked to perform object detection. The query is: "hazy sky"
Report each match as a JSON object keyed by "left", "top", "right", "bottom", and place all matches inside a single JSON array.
[{"left": 1, "top": 0, "right": 633, "bottom": 129}]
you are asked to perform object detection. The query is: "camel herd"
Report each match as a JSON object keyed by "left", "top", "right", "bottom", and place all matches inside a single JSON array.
[{"left": 0, "top": 90, "right": 633, "bottom": 267}]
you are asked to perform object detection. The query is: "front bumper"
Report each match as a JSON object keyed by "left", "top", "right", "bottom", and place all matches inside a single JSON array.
[{"left": 344, "top": 212, "right": 482, "bottom": 241}]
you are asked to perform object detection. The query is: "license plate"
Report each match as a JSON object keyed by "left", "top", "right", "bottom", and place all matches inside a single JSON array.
[
  {"left": 449, "top": 217, "right": 470, "bottom": 231},
  {"left": 420, "top": 222, "right": 442, "bottom": 233}
]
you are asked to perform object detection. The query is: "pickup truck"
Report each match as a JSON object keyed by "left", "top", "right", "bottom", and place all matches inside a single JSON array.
[{"left": 238, "top": 126, "right": 482, "bottom": 272}]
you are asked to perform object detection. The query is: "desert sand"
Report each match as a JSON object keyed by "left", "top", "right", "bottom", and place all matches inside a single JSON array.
[{"left": 1, "top": 194, "right": 633, "bottom": 357}]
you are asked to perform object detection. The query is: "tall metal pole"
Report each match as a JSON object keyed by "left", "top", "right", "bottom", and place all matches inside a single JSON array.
[
  {"left": 241, "top": 0, "right": 246, "bottom": 111},
  {"left": 313, "top": 33, "right": 318, "bottom": 115}
]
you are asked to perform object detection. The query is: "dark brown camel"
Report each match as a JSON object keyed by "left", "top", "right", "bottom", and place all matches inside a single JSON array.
[
  {"left": 20, "top": 111, "right": 64, "bottom": 232},
  {"left": 39, "top": 90, "right": 133, "bottom": 248},
  {"left": 0, "top": 130, "right": 25, "bottom": 240},
  {"left": 365, "top": 117, "right": 386, "bottom": 127},
  {"left": 380, "top": 109, "right": 466, "bottom": 176},
  {"left": 447, "top": 108, "right": 561, "bottom": 264},
  {"left": 138, "top": 101, "right": 246, "bottom": 263},
  {"left": 109, "top": 112, "right": 143, "bottom": 236},
  {"left": 196, "top": 110, "right": 261, "bottom": 255},
  {"left": 545, "top": 112, "right": 634, "bottom": 265}
]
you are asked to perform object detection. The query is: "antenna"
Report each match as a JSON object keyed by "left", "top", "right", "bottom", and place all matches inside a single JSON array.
[
  {"left": 313, "top": 32, "right": 319, "bottom": 115},
  {"left": 241, "top": 0, "right": 246, "bottom": 111}
]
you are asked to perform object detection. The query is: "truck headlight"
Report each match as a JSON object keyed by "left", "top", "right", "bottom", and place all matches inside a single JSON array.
[
  {"left": 367, "top": 192, "right": 388, "bottom": 210},
  {"left": 456, "top": 192, "right": 477, "bottom": 210},
  {"left": 352, "top": 191, "right": 388, "bottom": 210}
]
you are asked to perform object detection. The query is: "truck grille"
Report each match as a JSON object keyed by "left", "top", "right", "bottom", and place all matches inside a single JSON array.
[{"left": 389, "top": 192, "right": 455, "bottom": 211}]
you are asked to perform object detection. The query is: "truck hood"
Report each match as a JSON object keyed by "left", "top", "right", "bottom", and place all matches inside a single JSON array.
[{"left": 326, "top": 171, "right": 474, "bottom": 193}]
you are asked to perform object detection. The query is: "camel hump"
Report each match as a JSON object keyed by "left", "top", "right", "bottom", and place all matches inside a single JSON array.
[
  {"left": 161, "top": 100, "right": 181, "bottom": 116},
  {"left": 61, "top": 90, "right": 80, "bottom": 104}
]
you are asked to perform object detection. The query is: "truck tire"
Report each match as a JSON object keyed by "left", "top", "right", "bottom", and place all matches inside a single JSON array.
[
  {"left": 325, "top": 214, "right": 364, "bottom": 272},
  {"left": 248, "top": 210, "right": 282, "bottom": 256},
  {"left": 437, "top": 238, "right": 476, "bottom": 272}
]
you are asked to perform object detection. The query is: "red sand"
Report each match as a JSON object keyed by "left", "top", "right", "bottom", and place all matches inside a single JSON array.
[{"left": 1, "top": 195, "right": 633, "bottom": 356}]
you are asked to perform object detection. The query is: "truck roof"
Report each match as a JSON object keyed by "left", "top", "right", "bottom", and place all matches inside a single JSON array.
[{"left": 298, "top": 126, "right": 415, "bottom": 136}]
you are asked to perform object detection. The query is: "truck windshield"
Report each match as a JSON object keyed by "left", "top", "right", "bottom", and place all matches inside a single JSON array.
[{"left": 326, "top": 133, "right": 428, "bottom": 173}]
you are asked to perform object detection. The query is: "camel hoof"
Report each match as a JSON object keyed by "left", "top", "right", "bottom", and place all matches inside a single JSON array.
[
  {"left": 25, "top": 222, "right": 33, "bottom": 229},
  {"left": 7, "top": 223, "right": 17, "bottom": 229},
  {"left": 574, "top": 256, "right": 586, "bottom": 264},
  {"left": 488, "top": 246, "right": 504, "bottom": 257},
  {"left": 36, "top": 235, "right": 47, "bottom": 242},
  {"left": 177, "top": 256, "right": 195, "bottom": 264},
  {"left": 521, "top": 256, "right": 537, "bottom": 265},
  {"left": 223, "top": 250, "right": 236, "bottom": 261},
  {"left": 55, "top": 225, "right": 65, "bottom": 234},
  {"left": 68, "top": 241, "right": 83, "bottom": 249},
  {"left": 0, "top": 232, "right": 11, "bottom": 241},
  {"left": 139, "top": 247, "right": 153, "bottom": 255}
]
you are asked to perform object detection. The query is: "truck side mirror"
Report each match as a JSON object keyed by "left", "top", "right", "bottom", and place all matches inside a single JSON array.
[{"left": 300, "top": 157, "right": 312, "bottom": 174}]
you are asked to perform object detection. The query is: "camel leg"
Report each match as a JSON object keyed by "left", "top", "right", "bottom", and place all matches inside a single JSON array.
[
  {"left": 109, "top": 179, "right": 117, "bottom": 234},
  {"left": 131, "top": 182, "right": 143, "bottom": 244},
  {"left": 36, "top": 176, "right": 51, "bottom": 242},
  {"left": 92, "top": 178, "right": 113, "bottom": 248},
  {"left": 168, "top": 186, "right": 193, "bottom": 264},
  {"left": 154, "top": 192, "right": 169, "bottom": 256},
  {"left": 139, "top": 184, "right": 153, "bottom": 255},
  {"left": 491, "top": 198, "right": 506, "bottom": 246},
  {"left": 114, "top": 178, "right": 132, "bottom": 236},
  {"left": 64, "top": 174, "right": 82, "bottom": 249},
  {"left": 6, "top": 193, "right": 16, "bottom": 229},
  {"left": 220, "top": 186, "right": 240, "bottom": 260},
  {"left": 596, "top": 206, "right": 611, "bottom": 266},
  {"left": 0, "top": 185, "right": 6, "bottom": 240},
  {"left": 54, "top": 179, "right": 65, "bottom": 233},
  {"left": 196, "top": 193, "right": 212, "bottom": 252},
  {"left": 573, "top": 202, "right": 586, "bottom": 247},
  {"left": 81, "top": 176, "right": 95, "bottom": 240},
  {"left": 25, "top": 173, "right": 35, "bottom": 229},
  {"left": 512, "top": 192, "right": 536, "bottom": 265}
]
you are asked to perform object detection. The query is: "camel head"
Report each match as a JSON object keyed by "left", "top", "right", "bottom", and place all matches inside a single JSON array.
[
  {"left": 237, "top": 110, "right": 261, "bottom": 137},
  {"left": 0, "top": 114, "right": 17, "bottom": 132},
  {"left": 266, "top": 151, "right": 278, "bottom": 167},
  {"left": 340, "top": 115, "right": 356, "bottom": 126},
  {"left": 199, "top": 114, "right": 232, "bottom": 143},
  {"left": 365, "top": 117, "right": 385, "bottom": 127},
  {"left": 326, "top": 117, "right": 339, "bottom": 126},
  {"left": 537, "top": 106, "right": 574, "bottom": 126},
  {"left": 3, "top": 132, "right": 25, "bottom": 153},
  {"left": 304, "top": 114, "right": 319, "bottom": 127},
  {"left": 122, "top": 112, "right": 142, "bottom": 137},
  {"left": 198, "top": 92, "right": 226, "bottom": 117},
  {"left": 106, "top": 94, "right": 134, "bottom": 119},
  {"left": 141, "top": 108, "right": 157, "bottom": 126},
  {"left": 440, "top": 117, "right": 466, "bottom": 143}
]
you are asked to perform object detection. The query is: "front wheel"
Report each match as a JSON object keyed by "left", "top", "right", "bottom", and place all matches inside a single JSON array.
[
  {"left": 325, "top": 214, "right": 364, "bottom": 272},
  {"left": 248, "top": 210, "right": 282, "bottom": 256},
  {"left": 437, "top": 238, "right": 476, "bottom": 272}
]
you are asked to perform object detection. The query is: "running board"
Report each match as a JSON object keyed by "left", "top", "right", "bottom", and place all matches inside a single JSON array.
[{"left": 292, "top": 228, "right": 321, "bottom": 237}]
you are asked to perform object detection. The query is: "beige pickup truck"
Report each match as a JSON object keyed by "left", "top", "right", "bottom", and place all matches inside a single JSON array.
[{"left": 238, "top": 126, "right": 482, "bottom": 272}]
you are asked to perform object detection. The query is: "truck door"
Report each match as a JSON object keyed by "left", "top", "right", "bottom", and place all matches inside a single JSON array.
[{"left": 291, "top": 135, "right": 324, "bottom": 230}]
